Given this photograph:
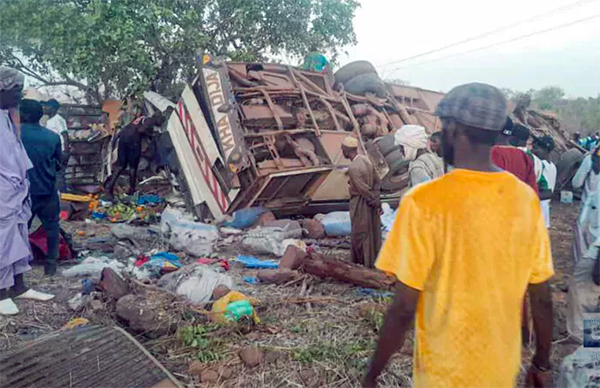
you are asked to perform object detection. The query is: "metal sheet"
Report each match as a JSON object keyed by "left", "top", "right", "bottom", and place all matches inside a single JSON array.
[
  {"left": 202, "top": 67, "right": 249, "bottom": 169},
  {"left": 0, "top": 326, "right": 181, "bottom": 388},
  {"left": 311, "top": 169, "right": 351, "bottom": 201},
  {"left": 245, "top": 167, "right": 333, "bottom": 209},
  {"left": 181, "top": 85, "right": 223, "bottom": 165}
]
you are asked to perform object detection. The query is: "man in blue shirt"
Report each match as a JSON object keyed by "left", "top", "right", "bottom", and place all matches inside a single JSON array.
[{"left": 20, "top": 99, "right": 62, "bottom": 276}]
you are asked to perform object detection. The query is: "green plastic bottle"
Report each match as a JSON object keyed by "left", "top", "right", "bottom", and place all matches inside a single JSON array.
[{"left": 224, "top": 300, "right": 254, "bottom": 322}]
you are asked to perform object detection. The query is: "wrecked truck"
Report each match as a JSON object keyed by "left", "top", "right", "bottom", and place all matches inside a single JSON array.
[
  {"left": 144, "top": 59, "right": 576, "bottom": 220},
  {"left": 144, "top": 59, "right": 445, "bottom": 220}
]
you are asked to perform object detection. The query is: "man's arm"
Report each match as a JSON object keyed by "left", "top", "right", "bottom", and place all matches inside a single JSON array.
[
  {"left": 529, "top": 282, "right": 553, "bottom": 368},
  {"left": 348, "top": 161, "right": 380, "bottom": 208},
  {"left": 364, "top": 282, "right": 420, "bottom": 388},
  {"left": 526, "top": 282, "right": 553, "bottom": 388},
  {"left": 409, "top": 165, "right": 431, "bottom": 187},
  {"left": 572, "top": 155, "right": 591, "bottom": 189},
  {"left": 54, "top": 136, "right": 64, "bottom": 171}
]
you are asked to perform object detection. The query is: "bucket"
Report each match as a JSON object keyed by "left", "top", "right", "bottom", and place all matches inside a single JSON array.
[{"left": 561, "top": 191, "right": 573, "bottom": 204}]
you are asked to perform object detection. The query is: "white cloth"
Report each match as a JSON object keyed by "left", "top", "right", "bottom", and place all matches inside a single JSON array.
[
  {"left": 393, "top": 125, "right": 428, "bottom": 161},
  {"left": 520, "top": 147, "right": 543, "bottom": 181},
  {"left": 572, "top": 155, "right": 600, "bottom": 258},
  {"left": 16, "top": 289, "right": 55, "bottom": 301},
  {"left": 540, "top": 160, "right": 557, "bottom": 228},
  {"left": 46, "top": 114, "right": 68, "bottom": 150}
]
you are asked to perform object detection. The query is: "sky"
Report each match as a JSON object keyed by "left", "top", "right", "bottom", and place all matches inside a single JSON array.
[{"left": 341, "top": 0, "right": 600, "bottom": 97}]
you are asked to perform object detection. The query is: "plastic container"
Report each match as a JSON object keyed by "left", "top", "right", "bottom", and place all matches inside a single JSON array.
[
  {"left": 321, "top": 211, "right": 352, "bottom": 236},
  {"left": 223, "top": 207, "right": 268, "bottom": 229},
  {"left": 224, "top": 300, "right": 255, "bottom": 322},
  {"left": 561, "top": 191, "right": 574, "bottom": 204}
]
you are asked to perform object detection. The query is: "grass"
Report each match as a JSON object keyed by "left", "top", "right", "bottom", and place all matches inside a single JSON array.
[
  {"left": 291, "top": 338, "right": 375, "bottom": 369},
  {"left": 178, "top": 323, "right": 227, "bottom": 363}
]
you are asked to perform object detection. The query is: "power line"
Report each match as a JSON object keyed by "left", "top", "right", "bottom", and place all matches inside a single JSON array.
[
  {"left": 384, "top": 13, "right": 600, "bottom": 76},
  {"left": 377, "top": 0, "right": 599, "bottom": 71}
]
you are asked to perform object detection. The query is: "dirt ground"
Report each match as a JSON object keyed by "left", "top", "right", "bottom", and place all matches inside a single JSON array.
[{"left": 0, "top": 201, "right": 583, "bottom": 387}]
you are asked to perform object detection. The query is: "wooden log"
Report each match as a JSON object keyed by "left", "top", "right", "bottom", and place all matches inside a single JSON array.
[{"left": 303, "top": 252, "right": 398, "bottom": 290}]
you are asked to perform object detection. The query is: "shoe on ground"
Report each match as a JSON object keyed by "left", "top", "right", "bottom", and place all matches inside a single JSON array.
[
  {"left": 0, "top": 298, "right": 19, "bottom": 315},
  {"left": 16, "top": 289, "right": 55, "bottom": 302}
]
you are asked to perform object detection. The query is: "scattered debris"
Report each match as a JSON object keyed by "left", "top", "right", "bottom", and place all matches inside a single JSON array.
[
  {"left": 0, "top": 326, "right": 182, "bottom": 388},
  {"left": 303, "top": 252, "right": 397, "bottom": 290},
  {"left": 239, "top": 346, "right": 264, "bottom": 368},
  {"left": 62, "top": 317, "right": 90, "bottom": 330},
  {"left": 319, "top": 212, "right": 352, "bottom": 237},
  {"left": 211, "top": 291, "right": 260, "bottom": 324},
  {"left": 279, "top": 245, "right": 308, "bottom": 270},
  {"left": 257, "top": 269, "right": 298, "bottom": 284},
  {"left": 302, "top": 219, "right": 326, "bottom": 239},
  {"left": 115, "top": 294, "right": 174, "bottom": 337},
  {"left": 242, "top": 222, "right": 303, "bottom": 256},
  {"left": 161, "top": 207, "right": 219, "bottom": 256},
  {"left": 236, "top": 255, "right": 279, "bottom": 269},
  {"left": 157, "top": 265, "right": 234, "bottom": 304},
  {"left": 187, "top": 360, "right": 205, "bottom": 376},
  {"left": 62, "top": 256, "right": 124, "bottom": 279},
  {"left": 200, "top": 369, "right": 219, "bottom": 384},
  {"left": 99, "top": 267, "right": 130, "bottom": 300}
]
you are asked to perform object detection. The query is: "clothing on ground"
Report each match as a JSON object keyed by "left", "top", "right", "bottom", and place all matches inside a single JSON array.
[
  {"left": 45, "top": 114, "right": 68, "bottom": 150},
  {"left": 20, "top": 123, "right": 62, "bottom": 196},
  {"left": 408, "top": 152, "right": 444, "bottom": 187},
  {"left": 0, "top": 109, "right": 34, "bottom": 290},
  {"left": 376, "top": 169, "right": 554, "bottom": 388},
  {"left": 491, "top": 145, "right": 539, "bottom": 192},
  {"left": 348, "top": 154, "right": 381, "bottom": 268}
]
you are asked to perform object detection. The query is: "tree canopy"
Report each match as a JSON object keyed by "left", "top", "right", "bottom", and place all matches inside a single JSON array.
[{"left": 0, "top": 0, "right": 359, "bottom": 103}]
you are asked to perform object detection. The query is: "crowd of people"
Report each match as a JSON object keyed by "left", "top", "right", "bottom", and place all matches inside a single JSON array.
[
  {"left": 0, "top": 68, "right": 58, "bottom": 315},
  {"left": 341, "top": 83, "right": 597, "bottom": 388},
  {"left": 1, "top": 62, "right": 598, "bottom": 387}
]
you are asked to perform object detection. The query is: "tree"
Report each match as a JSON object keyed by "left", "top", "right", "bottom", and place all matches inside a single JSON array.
[
  {"left": 0, "top": 0, "right": 359, "bottom": 103},
  {"left": 533, "top": 86, "right": 565, "bottom": 111}
]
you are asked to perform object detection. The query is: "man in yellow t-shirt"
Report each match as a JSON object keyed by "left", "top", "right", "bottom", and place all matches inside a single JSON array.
[{"left": 364, "top": 83, "right": 554, "bottom": 388}]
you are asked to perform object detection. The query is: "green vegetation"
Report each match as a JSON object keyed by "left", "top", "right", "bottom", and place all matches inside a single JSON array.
[
  {"left": 0, "top": 0, "right": 359, "bottom": 102},
  {"left": 291, "top": 339, "right": 374, "bottom": 368},
  {"left": 178, "top": 324, "right": 226, "bottom": 363}
]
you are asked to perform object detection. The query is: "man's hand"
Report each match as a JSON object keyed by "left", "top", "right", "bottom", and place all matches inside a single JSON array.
[
  {"left": 364, "top": 282, "right": 419, "bottom": 386},
  {"left": 525, "top": 365, "right": 553, "bottom": 388},
  {"left": 527, "top": 282, "right": 553, "bottom": 387},
  {"left": 363, "top": 374, "right": 377, "bottom": 388}
]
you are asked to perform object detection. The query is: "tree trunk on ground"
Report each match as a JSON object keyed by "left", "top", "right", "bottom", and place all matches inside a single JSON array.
[{"left": 303, "top": 252, "right": 397, "bottom": 290}]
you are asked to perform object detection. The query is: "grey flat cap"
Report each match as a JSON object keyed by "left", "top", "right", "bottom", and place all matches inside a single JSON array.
[
  {"left": 0, "top": 66, "right": 25, "bottom": 91},
  {"left": 435, "top": 82, "right": 508, "bottom": 131}
]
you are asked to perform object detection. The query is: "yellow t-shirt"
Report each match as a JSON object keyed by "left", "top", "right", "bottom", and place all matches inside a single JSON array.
[{"left": 376, "top": 168, "right": 554, "bottom": 388}]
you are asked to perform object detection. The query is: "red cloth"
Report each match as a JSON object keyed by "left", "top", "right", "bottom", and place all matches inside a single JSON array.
[
  {"left": 28, "top": 226, "right": 72, "bottom": 261},
  {"left": 491, "top": 146, "right": 538, "bottom": 192}
]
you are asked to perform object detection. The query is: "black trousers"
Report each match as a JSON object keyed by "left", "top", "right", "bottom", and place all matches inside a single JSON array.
[{"left": 28, "top": 192, "right": 60, "bottom": 275}]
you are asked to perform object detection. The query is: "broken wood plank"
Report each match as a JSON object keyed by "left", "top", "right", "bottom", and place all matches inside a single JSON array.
[{"left": 303, "top": 252, "right": 398, "bottom": 290}]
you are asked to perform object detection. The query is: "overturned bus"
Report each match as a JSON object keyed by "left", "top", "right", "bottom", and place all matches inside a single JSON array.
[{"left": 144, "top": 60, "right": 576, "bottom": 220}]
